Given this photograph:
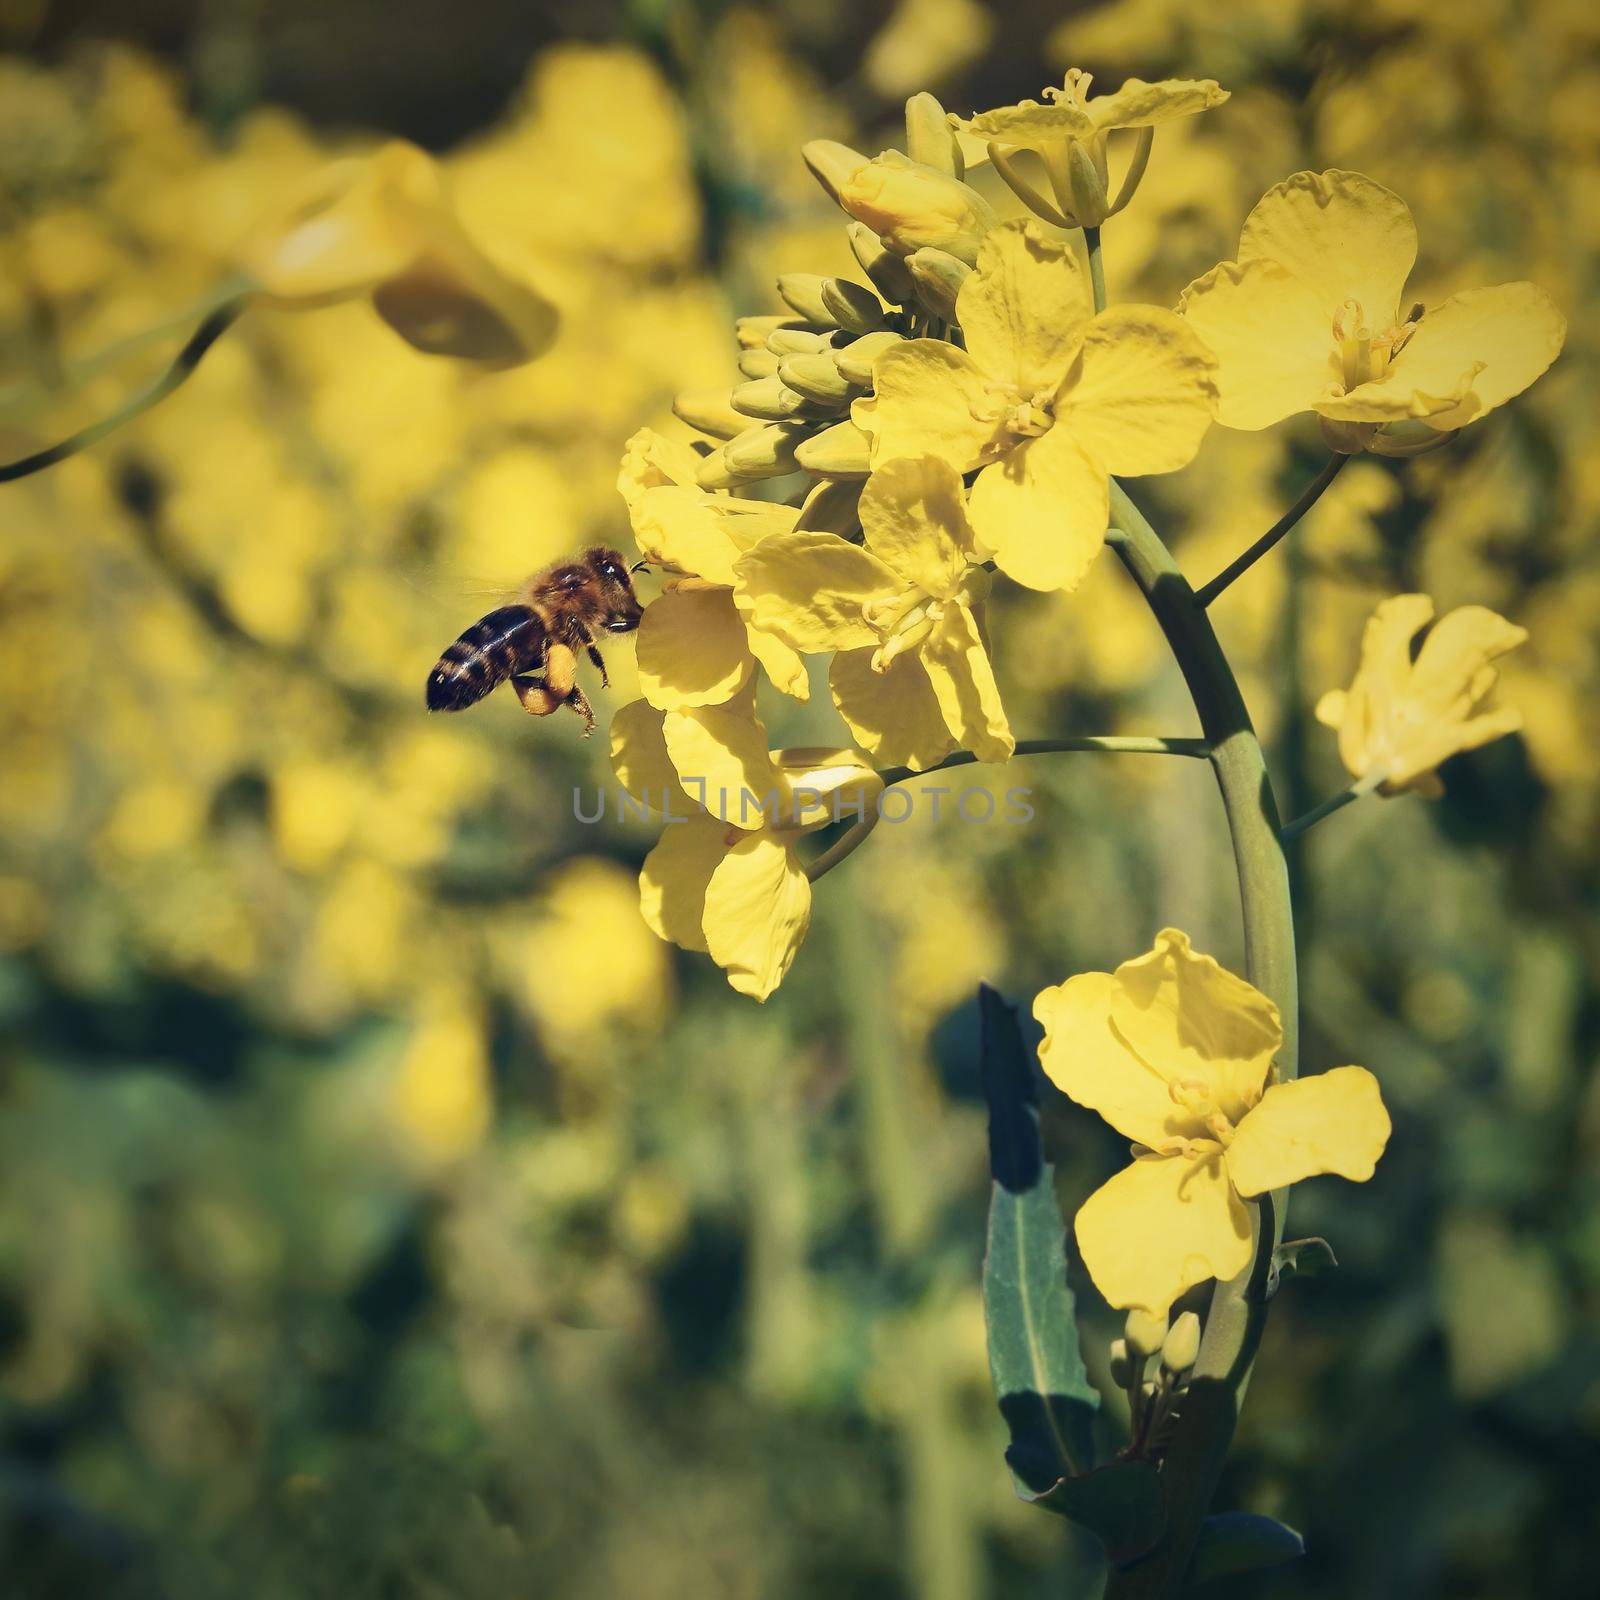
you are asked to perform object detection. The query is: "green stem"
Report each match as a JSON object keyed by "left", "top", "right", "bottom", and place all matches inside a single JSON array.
[
  {"left": 1101, "top": 482, "right": 1298, "bottom": 1599},
  {"left": 1192, "top": 454, "right": 1349, "bottom": 608},
  {"left": 1083, "top": 226, "right": 1107, "bottom": 313},
  {"left": 1, "top": 298, "right": 247, "bottom": 484},
  {"left": 1280, "top": 770, "right": 1385, "bottom": 841},
  {"left": 805, "top": 735, "right": 1210, "bottom": 883}
]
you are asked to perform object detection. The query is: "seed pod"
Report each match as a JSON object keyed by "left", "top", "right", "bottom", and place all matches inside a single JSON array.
[
  {"left": 1161, "top": 1311, "right": 1201, "bottom": 1376},
  {"left": 737, "top": 348, "right": 781, "bottom": 379},
  {"left": 794, "top": 418, "right": 871, "bottom": 478},
  {"left": 1124, "top": 1308, "right": 1169, "bottom": 1361},
  {"left": 714, "top": 420, "right": 811, "bottom": 482},
  {"left": 778, "top": 351, "right": 858, "bottom": 406},
  {"left": 906, "top": 247, "right": 971, "bottom": 321},
  {"left": 777, "top": 273, "right": 839, "bottom": 326},
  {"left": 767, "top": 326, "right": 834, "bottom": 356},
  {"left": 834, "top": 330, "right": 904, "bottom": 387},
  {"left": 820, "top": 277, "right": 889, "bottom": 335},
  {"left": 730, "top": 376, "right": 833, "bottom": 422},
  {"left": 795, "top": 476, "right": 864, "bottom": 535},
  {"left": 673, "top": 388, "right": 749, "bottom": 440},
  {"left": 905, "top": 91, "right": 962, "bottom": 178},
  {"left": 848, "top": 222, "right": 916, "bottom": 307},
  {"left": 802, "top": 138, "right": 870, "bottom": 205}
]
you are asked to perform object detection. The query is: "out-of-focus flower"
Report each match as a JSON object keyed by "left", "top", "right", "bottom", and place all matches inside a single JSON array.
[
  {"left": 863, "top": 0, "right": 993, "bottom": 100},
  {"left": 1034, "top": 928, "right": 1390, "bottom": 1314},
  {"left": 619, "top": 428, "right": 809, "bottom": 707},
  {"left": 855, "top": 220, "right": 1217, "bottom": 591},
  {"left": 1315, "top": 594, "right": 1527, "bottom": 796},
  {"left": 952, "top": 68, "right": 1229, "bottom": 227},
  {"left": 734, "top": 456, "right": 1012, "bottom": 770},
  {"left": 1179, "top": 169, "right": 1566, "bottom": 451},
  {"left": 612, "top": 694, "right": 881, "bottom": 999},
  {"left": 237, "top": 140, "right": 558, "bottom": 366}
]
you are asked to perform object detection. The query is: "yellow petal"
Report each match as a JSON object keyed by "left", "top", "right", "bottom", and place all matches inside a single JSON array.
[
  {"left": 967, "top": 429, "right": 1107, "bottom": 593},
  {"left": 1323, "top": 283, "right": 1567, "bottom": 429},
  {"left": 640, "top": 812, "right": 728, "bottom": 953},
  {"left": 1034, "top": 971, "right": 1198, "bottom": 1149},
  {"left": 957, "top": 220, "right": 1093, "bottom": 396},
  {"left": 630, "top": 485, "right": 798, "bottom": 584},
  {"left": 1178, "top": 257, "right": 1336, "bottom": 430},
  {"left": 703, "top": 832, "right": 812, "bottom": 1000},
  {"left": 1225, "top": 1067, "right": 1391, "bottom": 1197},
  {"left": 770, "top": 748, "right": 884, "bottom": 828},
  {"left": 1061, "top": 305, "right": 1218, "bottom": 474},
  {"left": 955, "top": 96, "right": 1095, "bottom": 145},
  {"left": 1075, "top": 1150, "right": 1253, "bottom": 1315},
  {"left": 1086, "top": 76, "right": 1229, "bottom": 131},
  {"left": 1108, "top": 929, "right": 1281, "bottom": 1125},
  {"left": 830, "top": 647, "right": 956, "bottom": 771},
  {"left": 1238, "top": 169, "right": 1416, "bottom": 331},
  {"left": 859, "top": 456, "right": 975, "bottom": 598},
  {"left": 662, "top": 698, "right": 780, "bottom": 830},
  {"left": 636, "top": 586, "right": 754, "bottom": 710},
  {"left": 610, "top": 698, "right": 687, "bottom": 809},
  {"left": 854, "top": 341, "right": 998, "bottom": 473},
  {"left": 733, "top": 530, "right": 903, "bottom": 653},
  {"left": 921, "top": 604, "right": 1015, "bottom": 764},
  {"left": 618, "top": 427, "right": 701, "bottom": 508},
  {"left": 743, "top": 621, "right": 811, "bottom": 702}
]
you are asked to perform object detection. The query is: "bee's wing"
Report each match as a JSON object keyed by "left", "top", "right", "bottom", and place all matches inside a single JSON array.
[{"left": 396, "top": 563, "right": 525, "bottom": 612}]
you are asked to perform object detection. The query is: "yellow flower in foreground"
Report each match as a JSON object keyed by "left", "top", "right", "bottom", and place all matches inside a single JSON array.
[
  {"left": 734, "top": 456, "right": 1013, "bottom": 770},
  {"left": 618, "top": 428, "right": 809, "bottom": 709},
  {"left": 1179, "top": 170, "right": 1566, "bottom": 449},
  {"left": 238, "top": 140, "right": 558, "bottom": 367},
  {"left": 1035, "top": 929, "right": 1390, "bottom": 1315},
  {"left": 952, "top": 69, "right": 1228, "bottom": 226},
  {"left": 854, "top": 221, "right": 1217, "bottom": 592},
  {"left": 1316, "top": 594, "right": 1527, "bottom": 796},
  {"left": 612, "top": 695, "right": 881, "bottom": 1000}
]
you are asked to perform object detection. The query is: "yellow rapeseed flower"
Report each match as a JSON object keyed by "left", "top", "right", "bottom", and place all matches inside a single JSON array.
[
  {"left": 734, "top": 456, "right": 1013, "bottom": 770},
  {"left": 611, "top": 694, "right": 881, "bottom": 1000},
  {"left": 854, "top": 220, "right": 1217, "bottom": 592},
  {"left": 1035, "top": 929, "right": 1390, "bottom": 1315},
  {"left": 1179, "top": 169, "right": 1566, "bottom": 450},
  {"left": 952, "top": 68, "right": 1229, "bottom": 226},
  {"left": 1316, "top": 593, "right": 1527, "bottom": 796},
  {"left": 618, "top": 427, "right": 809, "bottom": 707},
  {"left": 237, "top": 139, "right": 558, "bottom": 367}
]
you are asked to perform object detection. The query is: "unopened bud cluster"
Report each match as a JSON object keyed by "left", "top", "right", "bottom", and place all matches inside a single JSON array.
[{"left": 671, "top": 93, "right": 994, "bottom": 516}]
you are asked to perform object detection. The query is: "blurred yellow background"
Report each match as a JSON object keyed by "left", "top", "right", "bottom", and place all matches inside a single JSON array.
[{"left": 1, "top": 2, "right": 1596, "bottom": 1596}]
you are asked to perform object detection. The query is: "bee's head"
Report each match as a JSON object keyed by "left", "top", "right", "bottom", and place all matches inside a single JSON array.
[{"left": 583, "top": 546, "right": 646, "bottom": 632}]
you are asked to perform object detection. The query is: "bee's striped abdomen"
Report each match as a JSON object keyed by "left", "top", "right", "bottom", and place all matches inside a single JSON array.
[{"left": 426, "top": 605, "right": 546, "bottom": 712}]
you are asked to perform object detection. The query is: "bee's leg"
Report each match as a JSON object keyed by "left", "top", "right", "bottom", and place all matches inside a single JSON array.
[
  {"left": 585, "top": 644, "right": 609, "bottom": 687},
  {"left": 511, "top": 674, "right": 563, "bottom": 717},
  {"left": 566, "top": 684, "right": 596, "bottom": 735}
]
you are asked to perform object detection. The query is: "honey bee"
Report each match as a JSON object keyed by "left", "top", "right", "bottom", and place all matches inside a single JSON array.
[{"left": 425, "top": 546, "right": 646, "bottom": 732}]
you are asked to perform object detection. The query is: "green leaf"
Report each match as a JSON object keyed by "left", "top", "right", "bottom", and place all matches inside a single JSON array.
[
  {"left": 979, "top": 984, "right": 1099, "bottom": 1492},
  {"left": 1032, "top": 1459, "right": 1165, "bottom": 1567},
  {"left": 1186, "top": 1511, "right": 1305, "bottom": 1585}
]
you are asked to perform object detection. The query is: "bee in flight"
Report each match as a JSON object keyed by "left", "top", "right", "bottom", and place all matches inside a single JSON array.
[{"left": 425, "top": 546, "right": 646, "bottom": 733}]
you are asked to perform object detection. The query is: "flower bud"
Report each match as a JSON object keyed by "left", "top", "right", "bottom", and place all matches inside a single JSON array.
[
  {"left": 1066, "top": 139, "right": 1111, "bottom": 228},
  {"left": 778, "top": 352, "right": 858, "bottom": 406},
  {"left": 737, "top": 313, "right": 809, "bottom": 349},
  {"left": 820, "top": 278, "right": 889, "bottom": 335},
  {"left": 802, "top": 139, "right": 870, "bottom": 205},
  {"left": 777, "top": 273, "right": 839, "bottom": 326},
  {"left": 767, "top": 326, "right": 834, "bottom": 356},
  {"left": 1160, "top": 1311, "right": 1201, "bottom": 1375},
  {"left": 730, "top": 376, "right": 832, "bottom": 421},
  {"left": 848, "top": 222, "right": 916, "bottom": 306},
  {"left": 672, "top": 388, "right": 748, "bottom": 440},
  {"left": 1124, "top": 1307, "right": 1169, "bottom": 1360},
  {"left": 737, "top": 347, "right": 781, "bottom": 379},
  {"left": 834, "top": 330, "right": 903, "bottom": 387},
  {"left": 837, "top": 151, "right": 997, "bottom": 266},
  {"left": 904, "top": 91, "right": 962, "bottom": 177},
  {"left": 905, "top": 247, "right": 971, "bottom": 321},
  {"left": 1108, "top": 1337, "right": 1135, "bottom": 1388},
  {"left": 709, "top": 421, "right": 810, "bottom": 484},
  {"left": 794, "top": 419, "right": 872, "bottom": 478}
]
